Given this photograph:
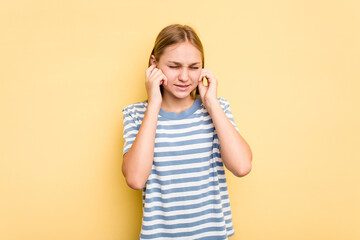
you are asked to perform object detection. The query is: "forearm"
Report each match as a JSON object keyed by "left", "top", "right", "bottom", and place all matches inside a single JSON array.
[
  {"left": 122, "top": 104, "right": 160, "bottom": 189},
  {"left": 207, "top": 100, "right": 252, "bottom": 177}
]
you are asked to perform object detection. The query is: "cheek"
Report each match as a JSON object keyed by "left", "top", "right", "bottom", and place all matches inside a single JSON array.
[
  {"left": 161, "top": 69, "right": 176, "bottom": 81},
  {"left": 190, "top": 71, "right": 201, "bottom": 81}
]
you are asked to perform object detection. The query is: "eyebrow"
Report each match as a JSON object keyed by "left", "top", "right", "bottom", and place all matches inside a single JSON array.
[{"left": 168, "top": 61, "right": 201, "bottom": 66}]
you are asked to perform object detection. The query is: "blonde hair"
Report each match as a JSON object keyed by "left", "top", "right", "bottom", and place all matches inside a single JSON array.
[{"left": 149, "top": 24, "right": 204, "bottom": 99}]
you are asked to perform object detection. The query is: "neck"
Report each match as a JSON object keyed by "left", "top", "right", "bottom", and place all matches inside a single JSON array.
[{"left": 161, "top": 94, "right": 195, "bottom": 113}]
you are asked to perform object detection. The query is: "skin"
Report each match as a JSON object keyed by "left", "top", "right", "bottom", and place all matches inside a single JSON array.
[{"left": 122, "top": 41, "right": 253, "bottom": 190}]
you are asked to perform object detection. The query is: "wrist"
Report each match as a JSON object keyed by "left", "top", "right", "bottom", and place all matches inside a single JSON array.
[
  {"left": 204, "top": 98, "right": 221, "bottom": 115},
  {"left": 147, "top": 100, "right": 162, "bottom": 113}
]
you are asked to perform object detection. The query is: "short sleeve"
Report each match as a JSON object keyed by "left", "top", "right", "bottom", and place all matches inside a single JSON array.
[
  {"left": 122, "top": 103, "right": 144, "bottom": 156},
  {"left": 218, "top": 97, "right": 239, "bottom": 132}
]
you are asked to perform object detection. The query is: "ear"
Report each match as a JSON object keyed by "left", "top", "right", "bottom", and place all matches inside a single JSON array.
[{"left": 150, "top": 55, "right": 156, "bottom": 65}]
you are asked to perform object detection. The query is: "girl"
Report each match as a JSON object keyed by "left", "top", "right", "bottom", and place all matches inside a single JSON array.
[{"left": 122, "top": 24, "right": 252, "bottom": 239}]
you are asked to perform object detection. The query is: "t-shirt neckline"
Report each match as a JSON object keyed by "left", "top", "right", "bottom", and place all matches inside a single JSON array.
[{"left": 159, "top": 97, "right": 202, "bottom": 120}]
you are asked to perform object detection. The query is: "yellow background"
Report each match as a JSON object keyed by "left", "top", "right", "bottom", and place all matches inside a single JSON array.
[{"left": 1, "top": 0, "right": 359, "bottom": 239}]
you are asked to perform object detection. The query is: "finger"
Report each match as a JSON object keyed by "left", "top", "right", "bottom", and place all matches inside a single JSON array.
[
  {"left": 198, "top": 79, "right": 206, "bottom": 98},
  {"left": 200, "top": 69, "right": 211, "bottom": 79},
  {"left": 198, "top": 77, "right": 207, "bottom": 90},
  {"left": 152, "top": 73, "right": 167, "bottom": 87},
  {"left": 162, "top": 74, "right": 168, "bottom": 86},
  {"left": 149, "top": 68, "right": 163, "bottom": 81},
  {"left": 146, "top": 64, "right": 156, "bottom": 77},
  {"left": 202, "top": 69, "right": 216, "bottom": 86},
  {"left": 199, "top": 73, "right": 204, "bottom": 82},
  {"left": 201, "top": 68, "right": 208, "bottom": 77},
  {"left": 199, "top": 70, "right": 207, "bottom": 82},
  {"left": 199, "top": 69, "right": 212, "bottom": 82},
  {"left": 146, "top": 67, "right": 158, "bottom": 81},
  {"left": 198, "top": 77, "right": 204, "bottom": 88},
  {"left": 152, "top": 69, "right": 167, "bottom": 86}
]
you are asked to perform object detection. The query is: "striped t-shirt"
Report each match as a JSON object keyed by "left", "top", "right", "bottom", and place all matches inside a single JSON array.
[{"left": 122, "top": 97, "right": 238, "bottom": 240}]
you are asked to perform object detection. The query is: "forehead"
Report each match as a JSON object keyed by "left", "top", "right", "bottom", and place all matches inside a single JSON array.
[{"left": 159, "top": 42, "right": 202, "bottom": 64}]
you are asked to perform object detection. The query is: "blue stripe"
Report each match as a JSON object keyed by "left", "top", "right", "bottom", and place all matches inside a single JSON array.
[
  {"left": 220, "top": 187, "right": 228, "bottom": 193},
  {"left": 216, "top": 161, "right": 224, "bottom": 166},
  {"left": 123, "top": 125, "right": 139, "bottom": 132},
  {"left": 154, "top": 137, "right": 214, "bottom": 148},
  {"left": 145, "top": 180, "right": 220, "bottom": 195},
  {"left": 153, "top": 152, "right": 221, "bottom": 167},
  {"left": 222, "top": 202, "right": 230, "bottom": 208},
  {"left": 150, "top": 162, "right": 218, "bottom": 177},
  {"left": 223, "top": 210, "right": 232, "bottom": 217},
  {"left": 140, "top": 226, "right": 226, "bottom": 239},
  {"left": 195, "top": 235, "right": 227, "bottom": 240},
  {"left": 155, "top": 127, "right": 215, "bottom": 138},
  {"left": 143, "top": 207, "right": 223, "bottom": 222},
  {"left": 157, "top": 118, "right": 213, "bottom": 130},
  {"left": 158, "top": 111, "right": 210, "bottom": 121},
  {"left": 142, "top": 216, "right": 225, "bottom": 230},
  {"left": 123, "top": 141, "right": 134, "bottom": 149},
  {"left": 146, "top": 169, "right": 223, "bottom": 186},
  {"left": 225, "top": 218, "right": 232, "bottom": 224},
  {"left": 147, "top": 172, "right": 214, "bottom": 186},
  {"left": 123, "top": 133, "right": 137, "bottom": 139},
  {"left": 154, "top": 143, "right": 221, "bottom": 157},
  {"left": 145, "top": 190, "right": 219, "bottom": 204},
  {"left": 221, "top": 194, "right": 229, "bottom": 200},
  {"left": 226, "top": 226, "right": 234, "bottom": 234},
  {"left": 154, "top": 146, "right": 213, "bottom": 157},
  {"left": 123, "top": 105, "right": 146, "bottom": 113},
  {"left": 144, "top": 199, "right": 222, "bottom": 213}
]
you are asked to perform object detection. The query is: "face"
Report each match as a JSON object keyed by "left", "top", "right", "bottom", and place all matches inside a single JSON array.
[{"left": 154, "top": 41, "right": 202, "bottom": 100}]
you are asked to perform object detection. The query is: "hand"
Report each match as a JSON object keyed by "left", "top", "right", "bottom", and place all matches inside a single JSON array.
[
  {"left": 198, "top": 69, "right": 218, "bottom": 108},
  {"left": 145, "top": 64, "right": 168, "bottom": 107}
]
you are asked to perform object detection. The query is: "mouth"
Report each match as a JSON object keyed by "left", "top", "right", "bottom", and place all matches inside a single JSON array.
[{"left": 174, "top": 84, "right": 191, "bottom": 91}]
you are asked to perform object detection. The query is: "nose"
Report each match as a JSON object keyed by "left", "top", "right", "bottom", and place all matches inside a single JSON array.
[{"left": 178, "top": 68, "right": 189, "bottom": 82}]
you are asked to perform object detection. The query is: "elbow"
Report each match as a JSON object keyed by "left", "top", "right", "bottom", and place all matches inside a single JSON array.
[
  {"left": 122, "top": 166, "right": 146, "bottom": 190},
  {"left": 125, "top": 177, "right": 145, "bottom": 190},
  {"left": 233, "top": 159, "right": 252, "bottom": 177}
]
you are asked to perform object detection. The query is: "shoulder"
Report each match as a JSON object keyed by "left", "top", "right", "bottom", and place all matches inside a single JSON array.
[
  {"left": 217, "top": 97, "right": 231, "bottom": 111},
  {"left": 123, "top": 101, "right": 148, "bottom": 113},
  {"left": 122, "top": 101, "right": 148, "bottom": 121}
]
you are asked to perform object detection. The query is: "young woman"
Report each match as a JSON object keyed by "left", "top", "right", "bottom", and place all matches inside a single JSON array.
[{"left": 122, "top": 24, "right": 252, "bottom": 239}]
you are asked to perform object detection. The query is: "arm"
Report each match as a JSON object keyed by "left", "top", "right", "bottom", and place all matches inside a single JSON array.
[
  {"left": 198, "top": 69, "right": 252, "bottom": 177},
  {"left": 122, "top": 64, "right": 167, "bottom": 190},
  {"left": 122, "top": 105, "right": 160, "bottom": 190},
  {"left": 207, "top": 100, "right": 252, "bottom": 177}
]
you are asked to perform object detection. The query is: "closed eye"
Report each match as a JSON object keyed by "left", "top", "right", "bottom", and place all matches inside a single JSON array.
[{"left": 168, "top": 65, "right": 199, "bottom": 69}]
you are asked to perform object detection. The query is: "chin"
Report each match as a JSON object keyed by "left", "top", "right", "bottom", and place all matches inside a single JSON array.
[{"left": 173, "top": 92, "right": 192, "bottom": 99}]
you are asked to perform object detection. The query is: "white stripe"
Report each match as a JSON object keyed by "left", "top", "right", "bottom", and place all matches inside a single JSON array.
[
  {"left": 157, "top": 114, "right": 211, "bottom": 126},
  {"left": 155, "top": 142, "right": 212, "bottom": 152},
  {"left": 153, "top": 150, "right": 219, "bottom": 162},
  {"left": 142, "top": 211, "right": 226, "bottom": 226},
  {"left": 190, "top": 230, "right": 228, "bottom": 239},
  {"left": 143, "top": 203, "right": 222, "bottom": 218},
  {"left": 123, "top": 122, "right": 138, "bottom": 130},
  {"left": 144, "top": 184, "right": 229, "bottom": 200},
  {"left": 140, "top": 221, "right": 227, "bottom": 235},
  {"left": 156, "top": 123, "right": 213, "bottom": 134},
  {"left": 153, "top": 161, "right": 214, "bottom": 173},
  {"left": 155, "top": 132, "right": 214, "bottom": 143},
  {"left": 147, "top": 169, "right": 226, "bottom": 182},
  {"left": 146, "top": 178, "right": 219, "bottom": 193},
  {"left": 144, "top": 191, "right": 222, "bottom": 209}
]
